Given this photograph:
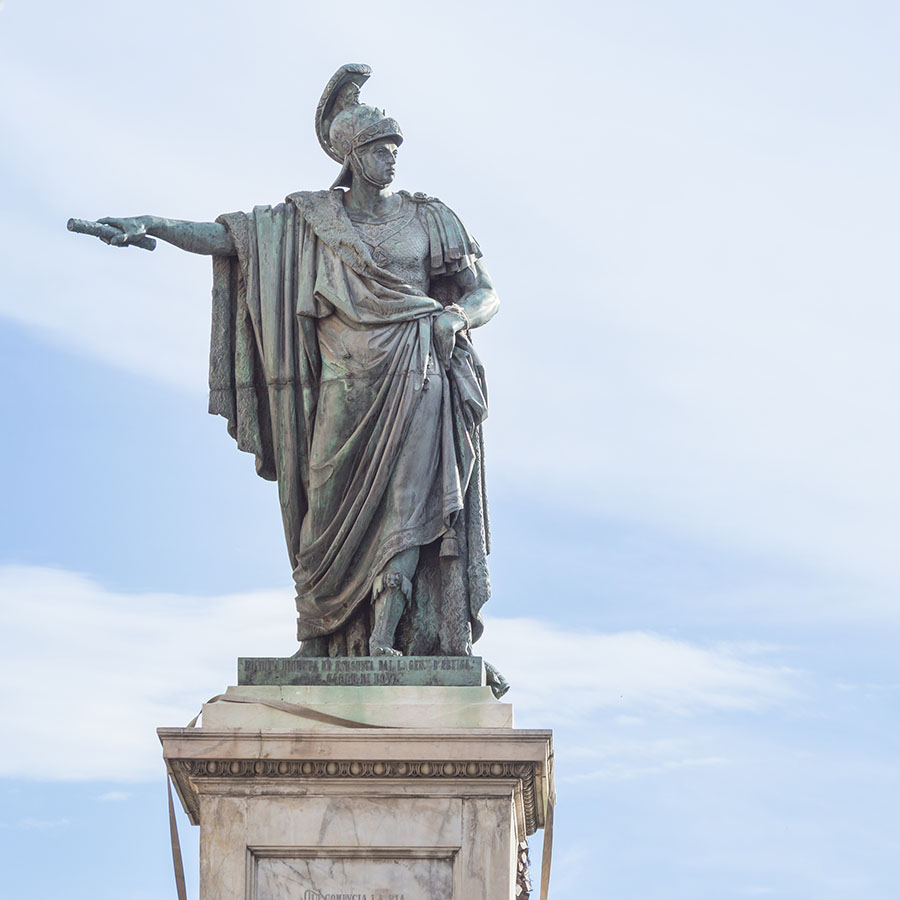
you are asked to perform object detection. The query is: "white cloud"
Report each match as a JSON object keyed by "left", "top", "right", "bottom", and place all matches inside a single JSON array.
[
  {"left": 0, "top": 565, "right": 798, "bottom": 782},
  {"left": 0, "top": 565, "right": 294, "bottom": 781},
  {"left": 478, "top": 618, "right": 799, "bottom": 722},
  {"left": 98, "top": 791, "right": 131, "bottom": 802}
]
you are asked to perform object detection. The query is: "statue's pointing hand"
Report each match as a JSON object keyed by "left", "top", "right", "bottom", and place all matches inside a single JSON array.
[
  {"left": 96, "top": 216, "right": 150, "bottom": 247},
  {"left": 67, "top": 216, "right": 158, "bottom": 251}
]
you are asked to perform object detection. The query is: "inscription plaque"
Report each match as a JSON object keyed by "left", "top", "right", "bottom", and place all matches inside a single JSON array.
[
  {"left": 255, "top": 854, "right": 454, "bottom": 900},
  {"left": 238, "top": 656, "right": 485, "bottom": 688}
]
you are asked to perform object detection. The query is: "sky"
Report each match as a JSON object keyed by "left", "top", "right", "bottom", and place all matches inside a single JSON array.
[{"left": 1, "top": 1, "right": 899, "bottom": 898}]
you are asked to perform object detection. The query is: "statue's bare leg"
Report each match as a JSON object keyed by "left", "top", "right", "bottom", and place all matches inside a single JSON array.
[{"left": 370, "top": 547, "right": 419, "bottom": 657}]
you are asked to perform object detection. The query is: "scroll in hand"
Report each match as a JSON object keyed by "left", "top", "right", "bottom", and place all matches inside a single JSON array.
[{"left": 67, "top": 218, "right": 157, "bottom": 252}]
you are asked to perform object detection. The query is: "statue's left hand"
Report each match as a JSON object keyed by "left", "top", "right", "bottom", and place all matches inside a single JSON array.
[
  {"left": 433, "top": 311, "right": 465, "bottom": 366},
  {"left": 96, "top": 216, "right": 152, "bottom": 247}
]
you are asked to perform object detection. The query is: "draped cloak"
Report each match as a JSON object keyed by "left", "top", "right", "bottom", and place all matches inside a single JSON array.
[{"left": 208, "top": 190, "right": 491, "bottom": 656}]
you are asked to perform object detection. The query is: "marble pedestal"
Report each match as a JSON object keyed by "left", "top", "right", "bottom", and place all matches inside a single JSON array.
[{"left": 159, "top": 684, "right": 553, "bottom": 900}]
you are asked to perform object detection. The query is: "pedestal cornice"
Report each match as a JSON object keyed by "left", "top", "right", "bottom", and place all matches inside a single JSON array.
[{"left": 159, "top": 727, "right": 554, "bottom": 839}]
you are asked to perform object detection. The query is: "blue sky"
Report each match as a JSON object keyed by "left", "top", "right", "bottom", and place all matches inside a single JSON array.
[{"left": 1, "top": 1, "right": 899, "bottom": 898}]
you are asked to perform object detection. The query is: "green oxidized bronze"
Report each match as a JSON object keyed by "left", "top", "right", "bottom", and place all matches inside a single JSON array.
[{"left": 69, "top": 64, "right": 506, "bottom": 696}]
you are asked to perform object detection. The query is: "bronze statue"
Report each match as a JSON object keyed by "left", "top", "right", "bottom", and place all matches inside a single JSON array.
[{"left": 70, "top": 64, "right": 503, "bottom": 688}]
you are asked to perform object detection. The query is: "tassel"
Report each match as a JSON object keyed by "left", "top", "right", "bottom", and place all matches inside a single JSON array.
[{"left": 440, "top": 527, "right": 460, "bottom": 558}]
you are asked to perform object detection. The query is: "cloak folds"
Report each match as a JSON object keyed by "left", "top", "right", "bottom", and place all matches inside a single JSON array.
[{"left": 208, "top": 190, "right": 491, "bottom": 656}]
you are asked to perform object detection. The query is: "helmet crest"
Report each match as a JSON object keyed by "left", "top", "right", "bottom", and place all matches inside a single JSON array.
[{"left": 315, "top": 64, "right": 403, "bottom": 188}]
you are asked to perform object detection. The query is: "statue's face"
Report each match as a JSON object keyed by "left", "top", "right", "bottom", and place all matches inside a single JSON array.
[{"left": 355, "top": 140, "right": 399, "bottom": 187}]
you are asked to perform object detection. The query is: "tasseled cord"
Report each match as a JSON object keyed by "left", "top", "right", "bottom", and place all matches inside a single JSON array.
[{"left": 440, "top": 526, "right": 460, "bottom": 558}]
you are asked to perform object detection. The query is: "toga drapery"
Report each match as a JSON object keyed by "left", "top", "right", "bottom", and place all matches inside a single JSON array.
[{"left": 207, "top": 189, "right": 491, "bottom": 656}]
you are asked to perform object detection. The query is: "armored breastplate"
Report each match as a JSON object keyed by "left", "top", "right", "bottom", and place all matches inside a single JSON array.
[{"left": 346, "top": 193, "right": 431, "bottom": 293}]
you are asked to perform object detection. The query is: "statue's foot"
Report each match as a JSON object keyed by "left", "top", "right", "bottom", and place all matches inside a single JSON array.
[{"left": 370, "top": 645, "right": 402, "bottom": 658}]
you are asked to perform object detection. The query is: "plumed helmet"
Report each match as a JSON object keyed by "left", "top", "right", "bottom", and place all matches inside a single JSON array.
[
  {"left": 329, "top": 104, "right": 403, "bottom": 160},
  {"left": 315, "top": 63, "right": 403, "bottom": 189}
]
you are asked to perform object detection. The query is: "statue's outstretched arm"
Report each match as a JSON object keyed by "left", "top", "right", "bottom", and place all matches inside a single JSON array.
[{"left": 73, "top": 215, "right": 236, "bottom": 256}]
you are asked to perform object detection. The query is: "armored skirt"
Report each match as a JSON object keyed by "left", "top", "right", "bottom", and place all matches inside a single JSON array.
[{"left": 208, "top": 189, "right": 491, "bottom": 657}]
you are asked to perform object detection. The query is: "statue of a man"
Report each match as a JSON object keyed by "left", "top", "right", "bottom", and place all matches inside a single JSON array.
[{"left": 77, "top": 64, "right": 500, "bottom": 672}]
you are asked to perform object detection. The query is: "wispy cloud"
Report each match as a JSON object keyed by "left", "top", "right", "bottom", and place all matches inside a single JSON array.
[
  {"left": 0, "top": 565, "right": 799, "bottom": 781},
  {"left": 0, "top": 565, "right": 293, "bottom": 780},
  {"left": 478, "top": 618, "right": 800, "bottom": 722}
]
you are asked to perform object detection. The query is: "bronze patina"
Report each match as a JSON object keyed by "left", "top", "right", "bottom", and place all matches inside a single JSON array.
[{"left": 70, "top": 64, "right": 504, "bottom": 693}]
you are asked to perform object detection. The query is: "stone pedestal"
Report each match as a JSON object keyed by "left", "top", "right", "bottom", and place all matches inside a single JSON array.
[{"left": 159, "top": 682, "right": 553, "bottom": 900}]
